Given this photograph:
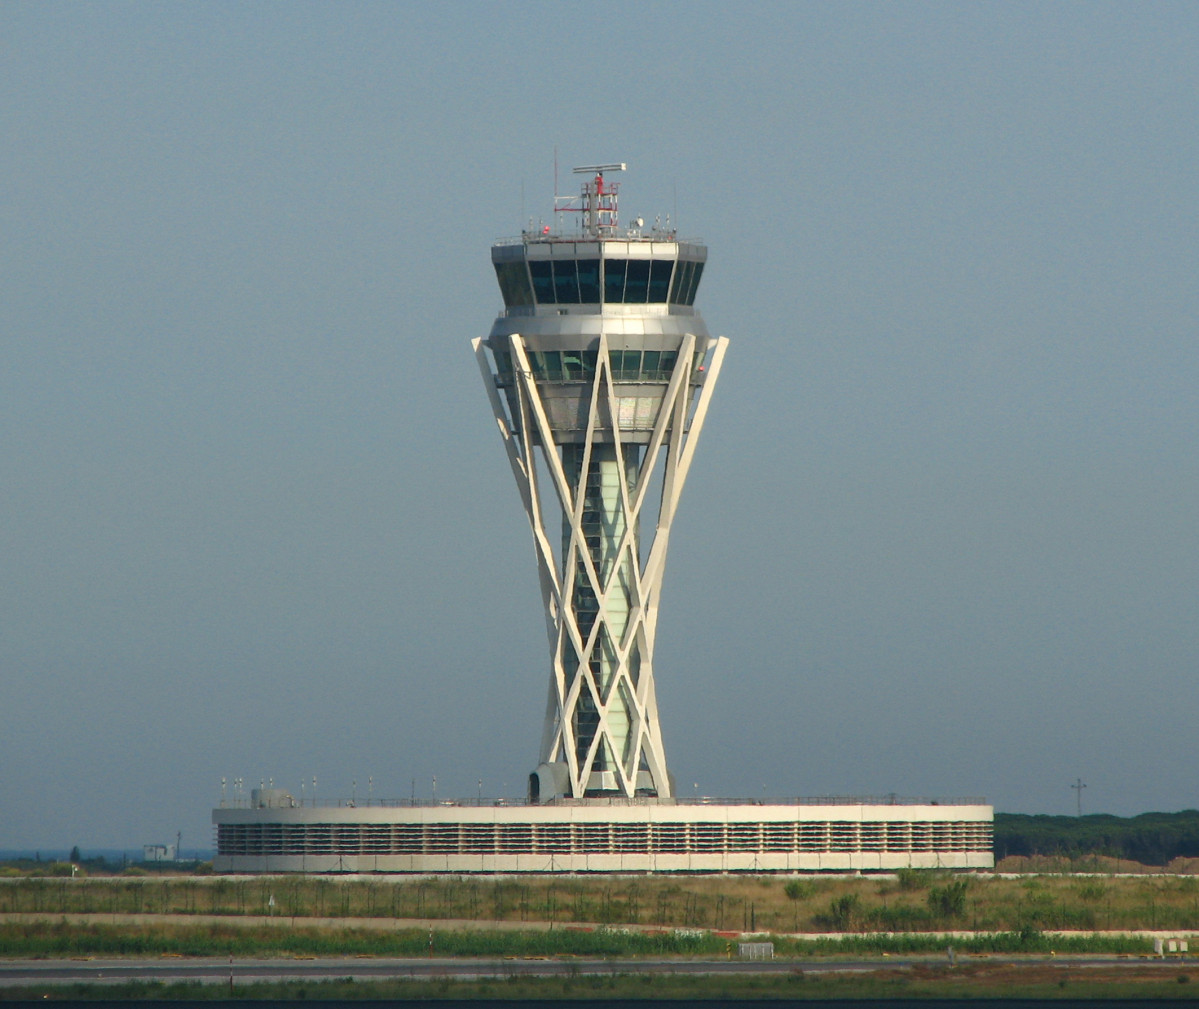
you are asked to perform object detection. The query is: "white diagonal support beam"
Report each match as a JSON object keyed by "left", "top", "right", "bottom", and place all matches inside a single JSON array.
[{"left": 476, "top": 333, "right": 726, "bottom": 799}]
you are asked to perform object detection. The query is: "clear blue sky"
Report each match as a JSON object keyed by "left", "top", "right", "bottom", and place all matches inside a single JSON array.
[{"left": 3, "top": 1, "right": 1197, "bottom": 850}]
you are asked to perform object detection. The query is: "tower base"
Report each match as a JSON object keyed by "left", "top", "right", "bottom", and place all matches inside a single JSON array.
[{"left": 212, "top": 794, "right": 993, "bottom": 873}]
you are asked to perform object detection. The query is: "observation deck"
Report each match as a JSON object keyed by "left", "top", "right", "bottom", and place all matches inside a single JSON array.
[
  {"left": 492, "top": 163, "right": 706, "bottom": 319},
  {"left": 486, "top": 165, "right": 716, "bottom": 449}
]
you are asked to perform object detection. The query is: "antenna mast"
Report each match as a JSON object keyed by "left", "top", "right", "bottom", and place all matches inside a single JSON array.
[
  {"left": 1070, "top": 777, "right": 1087, "bottom": 817},
  {"left": 561, "top": 163, "right": 625, "bottom": 237}
]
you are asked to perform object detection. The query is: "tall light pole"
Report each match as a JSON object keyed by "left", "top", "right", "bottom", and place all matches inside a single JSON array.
[{"left": 1071, "top": 777, "right": 1087, "bottom": 817}]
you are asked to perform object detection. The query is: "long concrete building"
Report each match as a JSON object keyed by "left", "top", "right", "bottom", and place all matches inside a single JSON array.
[
  {"left": 212, "top": 164, "right": 993, "bottom": 873},
  {"left": 216, "top": 790, "right": 992, "bottom": 873}
]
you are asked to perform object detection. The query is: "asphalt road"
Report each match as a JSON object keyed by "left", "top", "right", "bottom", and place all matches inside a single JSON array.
[
  {"left": 0, "top": 954, "right": 1180, "bottom": 988},
  {"left": 0, "top": 956, "right": 824, "bottom": 986}
]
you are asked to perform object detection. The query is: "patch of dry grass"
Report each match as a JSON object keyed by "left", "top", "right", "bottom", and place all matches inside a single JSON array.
[{"left": 5, "top": 869, "right": 1199, "bottom": 935}]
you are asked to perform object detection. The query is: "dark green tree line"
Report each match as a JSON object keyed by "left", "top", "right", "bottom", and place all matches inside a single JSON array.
[{"left": 996, "top": 810, "right": 1199, "bottom": 864}]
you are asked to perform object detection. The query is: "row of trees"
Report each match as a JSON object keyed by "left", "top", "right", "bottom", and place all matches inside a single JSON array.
[
  {"left": 995, "top": 810, "right": 1199, "bottom": 865},
  {"left": 1, "top": 848, "right": 210, "bottom": 877}
]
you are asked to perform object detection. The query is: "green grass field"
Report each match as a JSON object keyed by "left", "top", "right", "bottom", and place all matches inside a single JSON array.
[
  {"left": 4, "top": 868, "right": 1199, "bottom": 934},
  {"left": 0, "top": 920, "right": 1182, "bottom": 959}
]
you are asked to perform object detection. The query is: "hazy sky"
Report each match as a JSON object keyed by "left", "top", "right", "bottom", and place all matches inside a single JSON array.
[{"left": 3, "top": 2, "right": 1197, "bottom": 851}]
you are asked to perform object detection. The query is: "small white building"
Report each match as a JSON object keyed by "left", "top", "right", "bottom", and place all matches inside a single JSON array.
[{"left": 142, "top": 843, "right": 177, "bottom": 862}]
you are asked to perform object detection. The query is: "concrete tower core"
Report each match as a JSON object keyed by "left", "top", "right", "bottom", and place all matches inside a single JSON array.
[{"left": 473, "top": 164, "right": 728, "bottom": 803}]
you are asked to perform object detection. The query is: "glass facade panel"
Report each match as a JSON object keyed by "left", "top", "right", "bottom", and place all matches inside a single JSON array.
[
  {"left": 576, "top": 259, "right": 600, "bottom": 302},
  {"left": 560, "top": 349, "right": 598, "bottom": 382},
  {"left": 623, "top": 259, "right": 650, "bottom": 303},
  {"left": 618, "top": 350, "right": 641, "bottom": 380},
  {"left": 641, "top": 351, "right": 661, "bottom": 380},
  {"left": 531, "top": 351, "right": 566, "bottom": 380},
  {"left": 604, "top": 259, "right": 627, "bottom": 302},
  {"left": 562, "top": 352, "right": 585, "bottom": 381},
  {"left": 529, "top": 260, "right": 554, "bottom": 304},
  {"left": 517, "top": 255, "right": 689, "bottom": 305},
  {"left": 494, "top": 261, "right": 533, "bottom": 307},
  {"left": 668, "top": 261, "right": 687, "bottom": 303},
  {"left": 683, "top": 261, "right": 704, "bottom": 305},
  {"left": 649, "top": 259, "right": 673, "bottom": 302},
  {"left": 552, "top": 259, "right": 580, "bottom": 304},
  {"left": 673, "top": 261, "right": 694, "bottom": 304}
]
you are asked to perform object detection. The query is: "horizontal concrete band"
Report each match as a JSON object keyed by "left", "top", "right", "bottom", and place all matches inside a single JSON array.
[{"left": 214, "top": 852, "right": 993, "bottom": 873}]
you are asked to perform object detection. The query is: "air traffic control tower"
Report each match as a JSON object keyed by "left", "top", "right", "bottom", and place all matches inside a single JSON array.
[
  {"left": 211, "top": 165, "right": 994, "bottom": 874},
  {"left": 473, "top": 164, "right": 727, "bottom": 804}
]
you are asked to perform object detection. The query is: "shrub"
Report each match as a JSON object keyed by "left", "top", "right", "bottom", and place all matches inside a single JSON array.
[
  {"left": 927, "top": 879, "right": 969, "bottom": 919},
  {"left": 816, "top": 894, "right": 860, "bottom": 931},
  {"left": 896, "top": 868, "right": 935, "bottom": 891},
  {"left": 868, "top": 903, "right": 933, "bottom": 931},
  {"left": 783, "top": 880, "right": 813, "bottom": 901}
]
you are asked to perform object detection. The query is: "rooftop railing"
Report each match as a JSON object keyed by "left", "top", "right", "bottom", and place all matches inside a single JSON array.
[
  {"left": 492, "top": 230, "right": 703, "bottom": 247},
  {"left": 218, "top": 794, "right": 988, "bottom": 810}
]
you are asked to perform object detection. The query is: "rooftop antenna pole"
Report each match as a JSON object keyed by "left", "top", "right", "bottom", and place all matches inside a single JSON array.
[{"left": 1071, "top": 777, "right": 1087, "bottom": 817}]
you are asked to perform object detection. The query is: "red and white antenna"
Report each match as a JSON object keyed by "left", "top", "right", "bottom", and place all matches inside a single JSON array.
[
  {"left": 573, "top": 163, "right": 625, "bottom": 237},
  {"left": 551, "top": 162, "right": 626, "bottom": 238}
]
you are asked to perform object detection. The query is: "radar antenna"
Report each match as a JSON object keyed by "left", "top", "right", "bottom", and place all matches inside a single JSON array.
[{"left": 552, "top": 162, "right": 626, "bottom": 237}]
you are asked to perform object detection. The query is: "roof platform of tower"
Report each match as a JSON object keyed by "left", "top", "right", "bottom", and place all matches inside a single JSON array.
[
  {"left": 491, "top": 164, "right": 708, "bottom": 310},
  {"left": 496, "top": 162, "right": 702, "bottom": 247}
]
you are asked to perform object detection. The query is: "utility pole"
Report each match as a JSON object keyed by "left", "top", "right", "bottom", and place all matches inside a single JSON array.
[{"left": 1071, "top": 777, "right": 1087, "bottom": 817}]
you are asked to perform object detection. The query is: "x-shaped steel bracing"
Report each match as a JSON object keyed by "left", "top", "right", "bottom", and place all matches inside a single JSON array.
[{"left": 473, "top": 334, "right": 728, "bottom": 799}]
